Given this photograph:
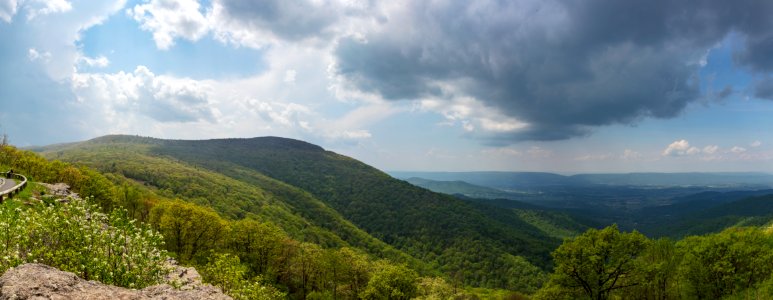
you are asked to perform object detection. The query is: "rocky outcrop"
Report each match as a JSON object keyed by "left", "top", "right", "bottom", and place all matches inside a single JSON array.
[{"left": 0, "top": 264, "right": 231, "bottom": 300}]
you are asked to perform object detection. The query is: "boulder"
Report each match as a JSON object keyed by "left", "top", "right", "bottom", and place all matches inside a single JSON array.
[{"left": 0, "top": 264, "right": 231, "bottom": 300}]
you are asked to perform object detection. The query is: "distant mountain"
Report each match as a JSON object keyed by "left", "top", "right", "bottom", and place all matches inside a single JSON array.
[
  {"left": 391, "top": 171, "right": 773, "bottom": 189},
  {"left": 35, "top": 135, "right": 571, "bottom": 291},
  {"left": 571, "top": 172, "right": 773, "bottom": 187},
  {"left": 391, "top": 172, "right": 570, "bottom": 190},
  {"left": 403, "top": 177, "right": 517, "bottom": 199}
]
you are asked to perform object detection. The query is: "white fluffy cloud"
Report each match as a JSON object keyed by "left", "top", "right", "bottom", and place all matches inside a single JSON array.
[
  {"left": 417, "top": 95, "right": 529, "bottom": 138},
  {"left": 662, "top": 139, "right": 702, "bottom": 156},
  {"left": 128, "top": 0, "right": 210, "bottom": 50},
  {"left": 71, "top": 66, "right": 216, "bottom": 123},
  {"left": 25, "top": 0, "right": 72, "bottom": 20},
  {"left": 750, "top": 140, "right": 762, "bottom": 147},
  {"left": 0, "top": 0, "right": 74, "bottom": 22},
  {"left": 250, "top": 100, "right": 313, "bottom": 129},
  {"left": 78, "top": 55, "right": 109, "bottom": 68}
]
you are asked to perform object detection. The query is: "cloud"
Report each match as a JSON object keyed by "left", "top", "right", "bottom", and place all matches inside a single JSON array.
[
  {"left": 622, "top": 149, "right": 642, "bottom": 160},
  {"left": 27, "top": 48, "right": 51, "bottom": 63},
  {"left": 730, "top": 146, "right": 747, "bottom": 154},
  {"left": 128, "top": 0, "right": 210, "bottom": 50},
  {"left": 128, "top": 0, "right": 359, "bottom": 50},
  {"left": 71, "top": 66, "right": 216, "bottom": 123},
  {"left": 209, "top": 0, "right": 344, "bottom": 48},
  {"left": 249, "top": 100, "right": 313, "bottom": 129},
  {"left": 703, "top": 145, "right": 719, "bottom": 154},
  {"left": 331, "top": 0, "right": 773, "bottom": 142},
  {"left": 0, "top": 0, "right": 17, "bottom": 22},
  {"left": 662, "top": 139, "right": 701, "bottom": 156},
  {"left": 335, "top": 130, "right": 372, "bottom": 140},
  {"left": 750, "top": 140, "right": 762, "bottom": 147},
  {"left": 78, "top": 55, "right": 109, "bottom": 68},
  {"left": 24, "top": 0, "right": 72, "bottom": 20},
  {"left": 416, "top": 95, "right": 531, "bottom": 142}
]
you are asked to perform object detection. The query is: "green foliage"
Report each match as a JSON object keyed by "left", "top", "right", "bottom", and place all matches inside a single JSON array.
[
  {"left": 677, "top": 227, "right": 773, "bottom": 299},
  {"left": 627, "top": 238, "right": 681, "bottom": 299},
  {"left": 416, "top": 277, "right": 454, "bottom": 300},
  {"left": 202, "top": 253, "right": 286, "bottom": 300},
  {"left": 33, "top": 135, "right": 565, "bottom": 292},
  {"left": 360, "top": 262, "right": 419, "bottom": 300},
  {"left": 147, "top": 136, "right": 558, "bottom": 289},
  {"left": 149, "top": 200, "right": 228, "bottom": 264},
  {"left": 0, "top": 197, "right": 167, "bottom": 288},
  {"left": 542, "top": 224, "right": 650, "bottom": 300},
  {"left": 36, "top": 138, "right": 421, "bottom": 269},
  {"left": 538, "top": 224, "right": 773, "bottom": 300}
]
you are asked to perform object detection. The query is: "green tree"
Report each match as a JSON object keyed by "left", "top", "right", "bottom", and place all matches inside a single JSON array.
[
  {"left": 229, "top": 219, "right": 286, "bottom": 276},
  {"left": 149, "top": 200, "right": 228, "bottom": 263},
  {"left": 202, "top": 253, "right": 286, "bottom": 300},
  {"left": 545, "top": 224, "right": 649, "bottom": 300},
  {"left": 677, "top": 227, "right": 773, "bottom": 299},
  {"left": 360, "top": 262, "right": 418, "bottom": 300},
  {"left": 629, "top": 238, "right": 681, "bottom": 300}
]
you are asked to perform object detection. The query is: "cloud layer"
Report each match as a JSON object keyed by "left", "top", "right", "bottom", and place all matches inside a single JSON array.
[{"left": 332, "top": 0, "right": 773, "bottom": 141}]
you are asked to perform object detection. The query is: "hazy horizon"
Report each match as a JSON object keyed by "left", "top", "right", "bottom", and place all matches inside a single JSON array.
[{"left": 2, "top": 0, "right": 773, "bottom": 173}]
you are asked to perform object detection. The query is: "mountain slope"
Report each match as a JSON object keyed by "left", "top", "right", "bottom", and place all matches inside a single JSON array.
[
  {"left": 36, "top": 136, "right": 421, "bottom": 270},
  {"left": 37, "top": 135, "right": 565, "bottom": 290},
  {"left": 649, "top": 194, "right": 773, "bottom": 238},
  {"left": 404, "top": 177, "right": 592, "bottom": 239}
]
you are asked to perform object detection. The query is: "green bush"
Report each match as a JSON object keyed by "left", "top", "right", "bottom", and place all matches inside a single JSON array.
[
  {"left": 201, "top": 252, "right": 286, "bottom": 300},
  {"left": 0, "top": 197, "right": 167, "bottom": 288}
]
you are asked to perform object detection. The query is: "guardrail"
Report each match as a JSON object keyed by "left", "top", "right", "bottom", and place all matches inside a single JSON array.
[{"left": 0, "top": 172, "right": 27, "bottom": 202}]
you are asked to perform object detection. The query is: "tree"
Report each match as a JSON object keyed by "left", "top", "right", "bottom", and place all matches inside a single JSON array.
[
  {"left": 229, "top": 219, "right": 286, "bottom": 277},
  {"left": 629, "top": 238, "right": 681, "bottom": 300},
  {"left": 149, "top": 200, "right": 228, "bottom": 263},
  {"left": 546, "top": 224, "right": 649, "bottom": 300},
  {"left": 360, "top": 261, "right": 418, "bottom": 300},
  {"left": 677, "top": 227, "right": 773, "bottom": 299}
]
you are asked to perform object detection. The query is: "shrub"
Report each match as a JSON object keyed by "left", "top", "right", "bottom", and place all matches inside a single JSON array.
[{"left": 0, "top": 197, "right": 167, "bottom": 288}]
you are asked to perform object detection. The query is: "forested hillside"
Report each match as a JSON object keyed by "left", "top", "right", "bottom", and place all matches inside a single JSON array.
[
  {"left": 3, "top": 143, "right": 493, "bottom": 299},
  {"left": 35, "top": 135, "right": 568, "bottom": 292}
]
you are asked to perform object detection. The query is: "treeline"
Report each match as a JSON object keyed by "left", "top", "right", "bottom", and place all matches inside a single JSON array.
[
  {"left": 535, "top": 224, "right": 773, "bottom": 299},
  {"left": 1, "top": 145, "right": 515, "bottom": 299}
]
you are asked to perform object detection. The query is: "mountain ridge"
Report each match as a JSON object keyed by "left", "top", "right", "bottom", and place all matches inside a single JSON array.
[{"left": 34, "top": 134, "right": 568, "bottom": 291}]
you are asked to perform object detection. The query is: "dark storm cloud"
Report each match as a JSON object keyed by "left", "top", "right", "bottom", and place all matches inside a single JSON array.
[{"left": 333, "top": 0, "right": 773, "bottom": 141}]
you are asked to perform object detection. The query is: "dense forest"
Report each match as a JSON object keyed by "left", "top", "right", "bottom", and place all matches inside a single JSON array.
[
  {"left": 1, "top": 144, "right": 488, "bottom": 299},
  {"left": 0, "top": 135, "right": 771, "bottom": 299},
  {"left": 36, "top": 135, "right": 577, "bottom": 291}
]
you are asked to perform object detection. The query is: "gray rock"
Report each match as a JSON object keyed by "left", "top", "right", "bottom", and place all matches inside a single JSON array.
[{"left": 0, "top": 264, "right": 231, "bottom": 300}]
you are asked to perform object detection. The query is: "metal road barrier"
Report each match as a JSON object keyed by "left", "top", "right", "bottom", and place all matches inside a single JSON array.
[{"left": 0, "top": 172, "right": 27, "bottom": 202}]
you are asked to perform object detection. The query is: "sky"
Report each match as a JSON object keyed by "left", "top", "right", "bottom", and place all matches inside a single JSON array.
[{"left": 1, "top": 0, "right": 772, "bottom": 173}]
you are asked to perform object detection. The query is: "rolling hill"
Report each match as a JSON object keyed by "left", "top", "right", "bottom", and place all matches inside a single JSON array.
[{"left": 34, "top": 135, "right": 574, "bottom": 291}]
